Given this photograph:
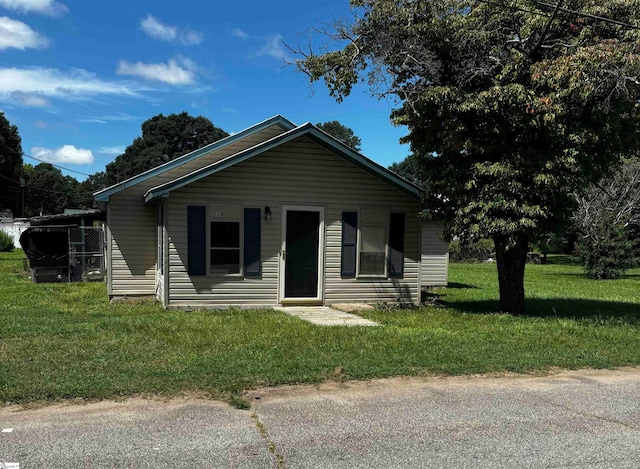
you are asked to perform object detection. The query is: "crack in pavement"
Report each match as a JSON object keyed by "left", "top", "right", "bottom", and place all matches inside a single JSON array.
[
  {"left": 545, "top": 400, "right": 640, "bottom": 432},
  {"left": 251, "top": 411, "right": 286, "bottom": 468}
]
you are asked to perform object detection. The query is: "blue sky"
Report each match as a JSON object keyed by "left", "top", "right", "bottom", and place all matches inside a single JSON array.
[{"left": 0, "top": 0, "right": 410, "bottom": 181}]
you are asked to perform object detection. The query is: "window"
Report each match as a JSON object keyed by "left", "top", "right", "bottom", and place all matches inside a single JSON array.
[
  {"left": 186, "top": 203, "right": 261, "bottom": 276},
  {"left": 210, "top": 221, "right": 240, "bottom": 274},
  {"left": 357, "top": 208, "right": 388, "bottom": 276},
  {"left": 208, "top": 202, "right": 242, "bottom": 274},
  {"left": 340, "top": 209, "right": 406, "bottom": 278},
  {"left": 359, "top": 224, "right": 387, "bottom": 276}
]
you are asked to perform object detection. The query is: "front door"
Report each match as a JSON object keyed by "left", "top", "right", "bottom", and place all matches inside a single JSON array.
[{"left": 281, "top": 206, "right": 324, "bottom": 302}]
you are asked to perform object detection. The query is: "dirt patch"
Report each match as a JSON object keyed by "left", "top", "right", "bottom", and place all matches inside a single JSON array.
[{"left": 245, "top": 366, "right": 640, "bottom": 403}]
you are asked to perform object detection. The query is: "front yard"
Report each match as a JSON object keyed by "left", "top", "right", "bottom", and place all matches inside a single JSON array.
[{"left": 1, "top": 251, "right": 639, "bottom": 405}]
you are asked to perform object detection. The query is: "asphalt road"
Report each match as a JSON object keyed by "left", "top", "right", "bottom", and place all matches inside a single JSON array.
[{"left": 1, "top": 368, "right": 640, "bottom": 468}]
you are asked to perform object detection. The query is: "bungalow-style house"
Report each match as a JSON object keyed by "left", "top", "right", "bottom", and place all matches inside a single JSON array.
[{"left": 94, "top": 116, "right": 448, "bottom": 309}]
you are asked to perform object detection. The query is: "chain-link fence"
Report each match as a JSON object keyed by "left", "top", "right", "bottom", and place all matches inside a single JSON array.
[
  {"left": 24, "top": 225, "right": 105, "bottom": 284},
  {"left": 0, "top": 256, "right": 28, "bottom": 276}
]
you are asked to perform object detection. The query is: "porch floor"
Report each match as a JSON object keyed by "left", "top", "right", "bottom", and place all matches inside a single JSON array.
[{"left": 273, "top": 306, "right": 379, "bottom": 327}]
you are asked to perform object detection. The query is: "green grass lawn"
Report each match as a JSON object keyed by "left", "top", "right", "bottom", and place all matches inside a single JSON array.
[{"left": 1, "top": 251, "right": 639, "bottom": 406}]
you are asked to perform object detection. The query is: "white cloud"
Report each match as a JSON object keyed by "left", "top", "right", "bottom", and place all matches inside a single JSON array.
[
  {"left": 258, "top": 34, "right": 292, "bottom": 62},
  {"left": 10, "top": 91, "right": 48, "bottom": 106},
  {"left": 0, "top": 0, "right": 67, "bottom": 16},
  {"left": 0, "top": 16, "right": 48, "bottom": 50},
  {"left": 80, "top": 112, "right": 137, "bottom": 124},
  {"left": 97, "top": 146, "right": 124, "bottom": 155},
  {"left": 140, "top": 14, "right": 202, "bottom": 45},
  {"left": 232, "top": 28, "right": 248, "bottom": 39},
  {"left": 182, "top": 29, "right": 203, "bottom": 45},
  {"left": 31, "top": 145, "right": 94, "bottom": 165},
  {"left": 116, "top": 57, "right": 196, "bottom": 85},
  {"left": 140, "top": 14, "right": 175, "bottom": 42},
  {"left": 0, "top": 67, "right": 140, "bottom": 107}
]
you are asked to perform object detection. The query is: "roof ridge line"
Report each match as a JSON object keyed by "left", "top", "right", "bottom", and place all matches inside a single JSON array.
[{"left": 94, "top": 115, "right": 296, "bottom": 202}]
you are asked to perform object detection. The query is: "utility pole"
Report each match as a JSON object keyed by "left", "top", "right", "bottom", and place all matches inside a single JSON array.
[{"left": 19, "top": 177, "right": 25, "bottom": 218}]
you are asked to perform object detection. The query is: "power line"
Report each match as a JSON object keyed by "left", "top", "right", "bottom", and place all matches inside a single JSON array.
[
  {"left": 474, "top": 0, "right": 640, "bottom": 30},
  {"left": 23, "top": 153, "right": 92, "bottom": 177},
  {"left": 535, "top": 1, "right": 640, "bottom": 30},
  {"left": 474, "top": 0, "right": 551, "bottom": 19}
]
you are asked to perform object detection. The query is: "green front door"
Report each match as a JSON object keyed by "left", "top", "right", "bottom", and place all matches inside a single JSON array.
[{"left": 284, "top": 210, "right": 320, "bottom": 298}]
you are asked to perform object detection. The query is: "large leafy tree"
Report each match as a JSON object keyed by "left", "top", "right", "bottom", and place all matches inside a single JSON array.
[
  {"left": 389, "top": 153, "right": 426, "bottom": 188},
  {"left": 106, "top": 112, "right": 229, "bottom": 184},
  {"left": 76, "top": 171, "right": 109, "bottom": 209},
  {"left": 0, "top": 112, "right": 23, "bottom": 217},
  {"left": 296, "top": 0, "right": 640, "bottom": 314},
  {"left": 316, "top": 120, "right": 362, "bottom": 151},
  {"left": 23, "top": 163, "right": 79, "bottom": 217}
]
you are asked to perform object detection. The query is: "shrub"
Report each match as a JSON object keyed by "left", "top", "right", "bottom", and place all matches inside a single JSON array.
[
  {"left": 449, "top": 238, "right": 494, "bottom": 262},
  {"left": 0, "top": 230, "right": 15, "bottom": 252},
  {"left": 575, "top": 223, "right": 637, "bottom": 279}
]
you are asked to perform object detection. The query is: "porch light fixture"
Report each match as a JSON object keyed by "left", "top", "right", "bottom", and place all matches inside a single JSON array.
[{"left": 264, "top": 206, "right": 272, "bottom": 221}]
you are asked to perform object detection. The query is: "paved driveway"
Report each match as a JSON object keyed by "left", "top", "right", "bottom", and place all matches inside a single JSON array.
[{"left": 2, "top": 368, "right": 640, "bottom": 468}]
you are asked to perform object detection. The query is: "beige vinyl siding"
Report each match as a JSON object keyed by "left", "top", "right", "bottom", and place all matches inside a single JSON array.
[
  {"left": 106, "top": 124, "right": 288, "bottom": 298},
  {"left": 166, "top": 136, "right": 421, "bottom": 307},
  {"left": 109, "top": 186, "right": 157, "bottom": 295},
  {"left": 420, "top": 221, "right": 448, "bottom": 287}
]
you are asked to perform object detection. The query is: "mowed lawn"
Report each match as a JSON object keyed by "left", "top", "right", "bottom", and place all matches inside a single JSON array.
[{"left": 1, "top": 250, "right": 639, "bottom": 405}]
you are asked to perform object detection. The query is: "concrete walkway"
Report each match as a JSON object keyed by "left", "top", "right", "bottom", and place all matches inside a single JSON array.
[{"left": 273, "top": 306, "right": 379, "bottom": 326}]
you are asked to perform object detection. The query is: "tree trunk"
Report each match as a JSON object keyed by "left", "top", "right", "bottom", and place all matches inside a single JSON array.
[{"left": 494, "top": 235, "right": 529, "bottom": 315}]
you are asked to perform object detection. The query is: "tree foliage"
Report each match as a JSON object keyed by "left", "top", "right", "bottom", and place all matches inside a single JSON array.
[
  {"left": 389, "top": 153, "right": 427, "bottom": 188},
  {"left": 23, "top": 163, "right": 80, "bottom": 217},
  {"left": 574, "top": 157, "right": 640, "bottom": 278},
  {"left": 295, "top": 0, "right": 640, "bottom": 313},
  {"left": 106, "top": 112, "right": 229, "bottom": 184},
  {"left": 0, "top": 112, "right": 23, "bottom": 217},
  {"left": 316, "top": 120, "right": 362, "bottom": 151},
  {"left": 76, "top": 171, "right": 108, "bottom": 209}
]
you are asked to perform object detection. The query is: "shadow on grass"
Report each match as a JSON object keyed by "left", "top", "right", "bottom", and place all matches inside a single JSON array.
[
  {"left": 544, "top": 272, "right": 640, "bottom": 279},
  {"left": 543, "top": 255, "right": 580, "bottom": 266},
  {"left": 446, "top": 282, "right": 478, "bottom": 289},
  {"left": 446, "top": 298, "right": 640, "bottom": 324}
]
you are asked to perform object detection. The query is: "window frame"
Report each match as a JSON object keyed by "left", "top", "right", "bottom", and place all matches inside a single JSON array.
[
  {"left": 207, "top": 203, "right": 243, "bottom": 277},
  {"left": 344, "top": 208, "right": 406, "bottom": 280},
  {"left": 200, "top": 203, "right": 262, "bottom": 278},
  {"left": 357, "top": 221, "right": 388, "bottom": 278}
]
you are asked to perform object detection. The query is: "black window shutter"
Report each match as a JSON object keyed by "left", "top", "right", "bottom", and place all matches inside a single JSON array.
[
  {"left": 388, "top": 212, "right": 405, "bottom": 277},
  {"left": 187, "top": 205, "right": 206, "bottom": 275},
  {"left": 341, "top": 211, "right": 358, "bottom": 277},
  {"left": 244, "top": 208, "right": 261, "bottom": 276}
]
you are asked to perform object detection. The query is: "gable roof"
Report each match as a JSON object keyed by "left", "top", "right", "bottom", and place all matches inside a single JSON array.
[
  {"left": 143, "top": 122, "right": 422, "bottom": 203},
  {"left": 94, "top": 115, "right": 297, "bottom": 202}
]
